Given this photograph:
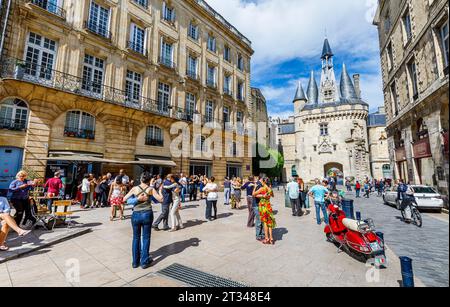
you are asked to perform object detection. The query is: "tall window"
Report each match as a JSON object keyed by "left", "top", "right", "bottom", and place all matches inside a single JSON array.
[
  {"left": 207, "top": 35, "right": 216, "bottom": 52},
  {"left": 224, "top": 74, "right": 232, "bottom": 95},
  {"left": 87, "top": 1, "right": 110, "bottom": 38},
  {"left": 237, "top": 81, "right": 244, "bottom": 101},
  {"left": 386, "top": 42, "right": 394, "bottom": 71},
  {"left": 320, "top": 123, "right": 329, "bottom": 136},
  {"left": 390, "top": 82, "right": 399, "bottom": 117},
  {"left": 195, "top": 136, "right": 206, "bottom": 152},
  {"left": 157, "top": 82, "right": 171, "bottom": 114},
  {"left": 440, "top": 21, "right": 449, "bottom": 69},
  {"left": 160, "top": 39, "right": 174, "bottom": 67},
  {"left": 82, "top": 54, "right": 104, "bottom": 96},
  {"left": 125, "top": 70, "right": 142, "bottom": 104},
  {"left": 129, "top": 23, "right": 146, "bottom": 55},
  {"left": 162, "top": 1, "right": 175, "bottom": 23},
  {"left": 205, "top": 100, "right": 214, "bottom": 123},
  {"left": 145, "top": 126, "right": 164, "bottom": 147},
  {"left": 407, "top": 59, "right": 418, "bottom": 100},
  {"left": 237, "top": 54, "right": 244, "bottom": 71},
  {"left": 185, "top": 93, "right": 196, "bottom": 120},
  {"left": 187, "top": 55, "right": 198, "bottom": 79},
  {"left": 207, "top": 64, "right": 216, "bottom": 87},
  {"left": 64, "top": 111, "right": 95, "bottom": 139},
  {"left": 223, "top": 106, "right": 230, "bottom": 127},
  {"left": 224, "top": 46, "right": 231, "bottom": 62},
  {"left": 0, "top": 98, "right": 28, "bottom": 131},
  {"left": 188, "top": 22, "right": 199, "bottom": 41},
  {"left": 402, "top": 10, "right": 412, "bottom": 43},
  {"left": 236, "top": 111, "right": 243, "bottom": 123},
  {"left": 24, "top": 32, "right": 57, "bottom": 80}
]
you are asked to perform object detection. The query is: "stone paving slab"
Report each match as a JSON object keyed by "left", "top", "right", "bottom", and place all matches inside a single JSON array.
[
  {"left": 0, "top": 190, "right": 432, "bottom": 287},
  {"left": 0, "top": 226, "right": 91, "bottom": 264}
]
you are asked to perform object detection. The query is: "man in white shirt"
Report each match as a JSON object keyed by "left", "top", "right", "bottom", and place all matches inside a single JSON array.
[{"left": 286, "top": 178, "right": 300, "bottom": 216}]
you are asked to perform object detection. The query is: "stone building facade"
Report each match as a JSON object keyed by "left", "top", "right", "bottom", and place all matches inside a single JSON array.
[
  {"left": 250, "top": 87, "right": 269, "bottom": 146},
  {"left": 0, "top": 0, "right": 254, "bottom": 194},
  {"left": 289, "top": 39, "right": 371, "bottom": 184},
  {"left": 368, "top": 107, "right": 392, "bottom": 180},
  {"left": 373, "top": 0, "right": 449, "bottom": 201}
]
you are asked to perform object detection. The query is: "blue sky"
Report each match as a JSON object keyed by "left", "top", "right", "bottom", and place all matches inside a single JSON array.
[{"left": 206, "top": 0, "right": 383, "bottom": 118}]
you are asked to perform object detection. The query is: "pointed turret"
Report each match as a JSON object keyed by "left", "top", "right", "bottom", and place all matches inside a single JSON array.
[
  {"left": 340, "top": 63, "right": 358, "bottom": 100},
  {"left": 321, "top": 38, "right": 334, "bottom": 59},
  {"left": 307, "top": 71, "right": 319, "bottom": 104},
  {"left": 293, "top": 81, "right": 307, "bottom": 103}
]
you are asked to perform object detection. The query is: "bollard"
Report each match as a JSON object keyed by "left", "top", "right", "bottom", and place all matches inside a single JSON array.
[
  {"left": 356, "top": 211, "right": 362, "bottom": 221},
  {"left": 399, "top": 257, "right": 415, "bottom": 288},
  {"left": 341, "top": 199, "right": 355, "bottom": 219}
]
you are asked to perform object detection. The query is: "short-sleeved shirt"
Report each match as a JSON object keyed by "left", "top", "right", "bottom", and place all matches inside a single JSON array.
[
  {"left": 310, "top": 185, "right": 329, "bottom": 203},
  {"left": 45, "top": 177, "right": 63, "bottom": 195},
  {"left": 286, "top": 181, "right": 300, "bottom": 199},
  {"left": 0, "top": 197, "right": 11, "bottom": 214}
]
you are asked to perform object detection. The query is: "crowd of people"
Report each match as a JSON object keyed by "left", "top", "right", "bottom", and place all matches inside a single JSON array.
[{"left": 0, "top": 169, "right": 278, "bottom": 270}]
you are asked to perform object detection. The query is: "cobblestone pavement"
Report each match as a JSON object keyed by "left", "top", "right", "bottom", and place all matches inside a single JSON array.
[
  {"left": 0, "top": 190, "right": 427, "bottom": 287},
  {"left": 348, "top": 191, "right": 449, "bottom": 287}
]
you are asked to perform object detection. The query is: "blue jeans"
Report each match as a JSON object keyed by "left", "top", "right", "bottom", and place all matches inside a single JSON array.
[
  {"left": 181, "top": 186, "right": 187, "bottom": 203},
  {"left": 356, "top": 189, "right": 361, "bottom": 198},
  {"left": 131, "top": 210, "right": 154, "bottom": 268},
  {"left": 205, "top": 200, "right": 217, "bottom": 219},
  {"left": 253, "top": 199, "right": 264, "bottom": 240},
  {"left": 224, "top": 188, "right": 231, "bottom": 205},
  {"left": 314, "top": 201, "right": 329, "bottom": 225}
]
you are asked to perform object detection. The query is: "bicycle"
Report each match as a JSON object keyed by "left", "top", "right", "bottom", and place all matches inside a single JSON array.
[{"left": 400, "top": 198, "right": 423, "bottom": 228}]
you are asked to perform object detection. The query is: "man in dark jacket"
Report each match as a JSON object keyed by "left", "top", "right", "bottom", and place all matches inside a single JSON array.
[{"left": 152, "top": 175, "right": 174, "bottom": 231}]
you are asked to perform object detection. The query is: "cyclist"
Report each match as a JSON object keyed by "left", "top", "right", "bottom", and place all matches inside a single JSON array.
[{"left": 400, "top": 185, "right": 416, "bottom": 224}]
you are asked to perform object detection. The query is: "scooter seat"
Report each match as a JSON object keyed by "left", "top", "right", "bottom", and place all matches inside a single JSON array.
[{"left": 342, "top": 218, "right": 363, "bottom": 232}]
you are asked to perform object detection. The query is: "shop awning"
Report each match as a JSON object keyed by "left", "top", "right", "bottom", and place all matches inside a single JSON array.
[
  {"left": 44, "top": 155, "right": 120, "bottom": 164},
  {"left": 128, "top": 158, "right": 177, "bottom": 167}
]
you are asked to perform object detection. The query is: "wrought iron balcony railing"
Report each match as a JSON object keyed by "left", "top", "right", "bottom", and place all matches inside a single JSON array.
[
  {"left": 127, "top": 41, "right": 148, "bottom": 57},
  {"left": 64, "top": 127, "right": 95, "bottom": 140},
  {"left": 29, "top": 0, "right": 66, "bottom": 19},
  {"left": 0, "top": 118, "right": 27, "bottom": 131},
  {"left": 145, "top": 138, "right": 164, "bottom": 147},
  {"left": 158, "top": 56, "right": 176, "bottom": 69},
  {"left": 84, "top": 20, "right": 112, "bottom": 40},
  {"left": 0, "top": 58, "right": 192, "bottom": 121}
]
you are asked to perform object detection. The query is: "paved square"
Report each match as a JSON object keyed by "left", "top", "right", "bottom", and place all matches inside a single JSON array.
[{"left": 0, "top": 190, "right": 430, "bottom": 287}]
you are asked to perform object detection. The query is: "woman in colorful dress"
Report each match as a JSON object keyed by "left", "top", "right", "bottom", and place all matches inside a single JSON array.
[
  {"left": 108, "top": 176, "right": 126, "bottom": 221},
  {"left": 253, "top": 178, "right": 276, "bottom": 245}
]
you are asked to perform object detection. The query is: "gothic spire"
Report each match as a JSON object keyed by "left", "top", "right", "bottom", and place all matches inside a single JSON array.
[
  {"left": 340, "top": 63, "right": 358, "bottom": 100},
  {"left": 321, "top": 38, "right": 334, "bottom": 60},
  {"left": 293, "top": 81, "right": 307, "bottom": 102},
  {"left": 307, "top": 71, "right": 319, "bottom": 104}
]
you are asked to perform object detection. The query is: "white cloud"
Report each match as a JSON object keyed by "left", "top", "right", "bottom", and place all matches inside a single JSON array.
[{"left": 205, "top": 0, "right": 383, "bottom": 115}]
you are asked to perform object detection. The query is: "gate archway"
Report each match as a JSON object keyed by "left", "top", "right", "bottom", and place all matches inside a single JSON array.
[{"left": 324, "top": 163, "right": 344, "bottom": 185}]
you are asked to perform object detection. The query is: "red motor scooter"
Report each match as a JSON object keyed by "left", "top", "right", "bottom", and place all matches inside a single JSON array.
[{"left": 324, "top": 204, "right": 387, "bottom": 268}]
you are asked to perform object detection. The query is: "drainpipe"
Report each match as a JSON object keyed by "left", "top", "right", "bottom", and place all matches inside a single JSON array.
[{"left": 0, "top": 0, "right": 12, "bottom": 60}]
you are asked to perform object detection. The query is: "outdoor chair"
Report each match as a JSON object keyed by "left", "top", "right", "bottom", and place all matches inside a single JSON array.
[{"left": 53, "top": 200, "right": 74, "bottom": 229}]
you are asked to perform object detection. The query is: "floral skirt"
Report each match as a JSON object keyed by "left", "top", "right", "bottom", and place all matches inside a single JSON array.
[
  {"left": 259, "top": 200, "right": 276, "bottom": 229},
  {"left": 110, "top": 196, "right": 124, "bottom": 207}
]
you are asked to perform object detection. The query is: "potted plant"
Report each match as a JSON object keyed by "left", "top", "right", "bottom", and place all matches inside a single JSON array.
[{"left": 14, "top": 60, "right": 26, "bottom": 79}]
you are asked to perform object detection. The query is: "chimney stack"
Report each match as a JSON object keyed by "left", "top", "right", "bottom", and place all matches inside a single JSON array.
[{"left": 353, "top": 74, "right": 361, "bottom": 99}]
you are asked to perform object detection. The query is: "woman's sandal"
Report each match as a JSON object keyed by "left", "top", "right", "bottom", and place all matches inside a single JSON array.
[
  {"left": 262, "top": 239, "right": 271, "bottom": 245},
  {"left": 270, "top": 239, "right": 275, "bottom": 245}
]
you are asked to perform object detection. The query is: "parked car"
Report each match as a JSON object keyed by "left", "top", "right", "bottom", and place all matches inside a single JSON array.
[{"left": 383, "top": 185, "right": 444, "bottom": 210}]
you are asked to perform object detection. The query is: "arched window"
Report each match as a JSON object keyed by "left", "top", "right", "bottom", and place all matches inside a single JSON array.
[
  {"left": 0, "top": 98, "right": 29, "bottom": 131},
  {"left": 64, "top": 111, "right": 95, "bottom": 139},
  {"left": 145, "top": 125, "right": 164, "bottom": 146}
]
